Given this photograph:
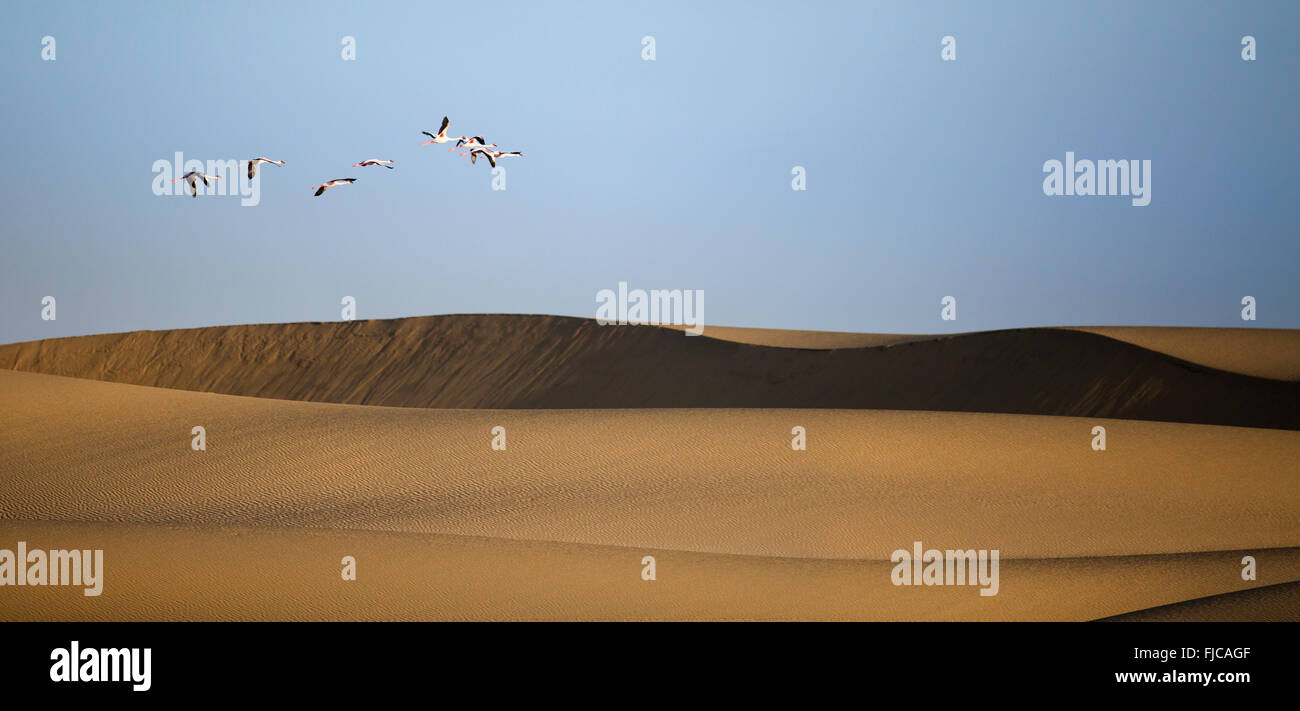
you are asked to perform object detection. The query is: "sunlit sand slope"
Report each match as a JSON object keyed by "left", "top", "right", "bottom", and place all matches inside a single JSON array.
[
  {"left": 1, "top": 522, "right": 1294, "bottom": 621},
  {"left": 3, "top": 371, "right": 1295, "bottom": 620},
  {"left": 2, "top": 370, "right": 1295, "bottom": 560}
]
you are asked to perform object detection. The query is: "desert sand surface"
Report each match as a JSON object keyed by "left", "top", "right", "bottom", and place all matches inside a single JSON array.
[
  {"left": 2, "top": 521, "right": 1294, "bottom": 621},
  {"left": 2, "top": 315, "right": 1297, "bottom": 429},
  {"left": 2, "top": 369, "right": 1296, "bottom": 621}
]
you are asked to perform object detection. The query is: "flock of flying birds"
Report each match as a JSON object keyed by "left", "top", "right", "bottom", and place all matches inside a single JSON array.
[{"left": 170, "top": 116, "right": 524, "bottom": 198}]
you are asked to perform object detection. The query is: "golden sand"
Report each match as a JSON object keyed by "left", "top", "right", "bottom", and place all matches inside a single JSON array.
[{"left": 2, "top": 369, "right": 1295, "bottom": 620}]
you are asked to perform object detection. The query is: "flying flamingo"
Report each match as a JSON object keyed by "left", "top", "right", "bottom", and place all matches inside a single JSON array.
[
  {"left": 313, "top": 178, "right": 357, "bottom": 196},
  {"left": 421, "top": 116, "right": 462, "bottom": 146},
  {"left": 353, "top": 159, "right": 395, "bottom": 169},
  {"left": 451, "top": 136, "right": 495, "bottom": 152},
  {"left": 172, "top": 171, "right": 220, "bottom": 197},
  {"left": 245, "top": 157, "right": 285, "bottom": 179},
  {"left": 465, "top": 149, "right": 523, "bottom": 168}
]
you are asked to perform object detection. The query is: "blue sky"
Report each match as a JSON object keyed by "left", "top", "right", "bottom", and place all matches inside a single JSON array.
[{"left": 2, "top": 0, "right": 1297, "bottom": 344}]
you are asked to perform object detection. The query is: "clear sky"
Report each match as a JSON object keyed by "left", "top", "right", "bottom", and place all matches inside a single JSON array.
[{"left": 2, "top": 1, "right": 1297, "bottom": 345}]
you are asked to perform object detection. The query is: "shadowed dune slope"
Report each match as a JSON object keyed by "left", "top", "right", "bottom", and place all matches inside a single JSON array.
[
  {"left": 1, "top": 315, "right": 1297, "bottom": 429},
  {"left": 657, "top": 323, "right": 930, "bottom": 349},
  {"left": 1069, "top": 327, "right": 1300, "bottom": 382},
  {"left": 665, "top": 324, "right": 1300, "bottom": 381},
  {"left": 1099, "top": 581, "right": 1300, "bottom": 622}
]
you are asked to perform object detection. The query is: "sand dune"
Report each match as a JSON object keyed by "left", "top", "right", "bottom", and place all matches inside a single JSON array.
[
  {"left": 2, "top": 521, "right": 1294, "bottom": 622},
  {"left": 2, "top": 315, "right": 1297, "bottom": 429},
  {"left": 3, "top": 369, "right": 1297, "bottom": 558},
  {"left": 4, "top": 315, "right": 1295, "bottom": 621},
  {"left": 2, "top": 369, "right": 1296, "bottom": 620}
]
